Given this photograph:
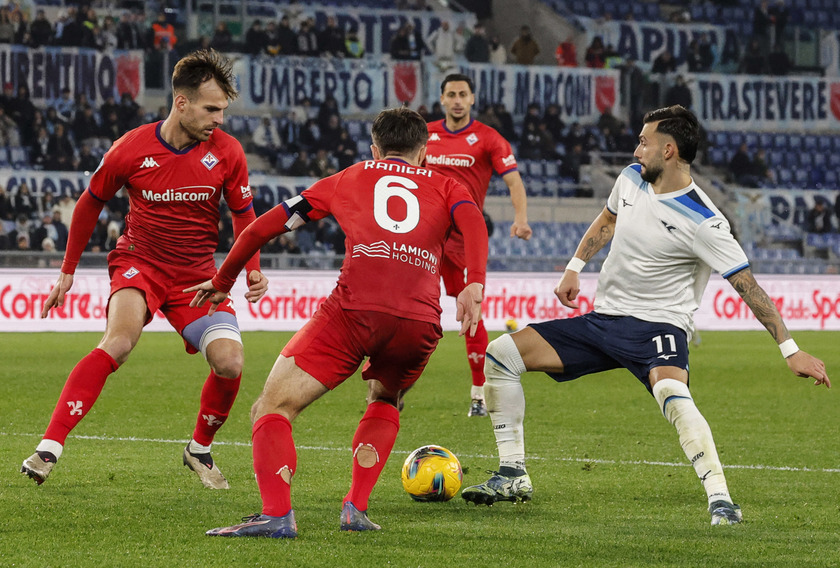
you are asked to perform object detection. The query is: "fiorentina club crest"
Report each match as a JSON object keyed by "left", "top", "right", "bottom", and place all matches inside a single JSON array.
[
  {"left": 201, "top": 152, "right": 219, "bottom": 170},
  {"left": 466, "top": 133, "right": 479, "bottom": 145}
]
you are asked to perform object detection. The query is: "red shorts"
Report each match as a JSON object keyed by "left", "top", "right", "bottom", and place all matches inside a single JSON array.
[
  {"left": 281, "top": 294, "right": 442, "bottom": 391},
  {"left": 107, "top": 250, "right": 237, "bottom": 353}
]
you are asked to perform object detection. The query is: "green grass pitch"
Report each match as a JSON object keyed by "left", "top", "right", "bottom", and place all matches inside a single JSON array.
[{"left": 1, "top": 330, "right": 838, "bottom": 567}]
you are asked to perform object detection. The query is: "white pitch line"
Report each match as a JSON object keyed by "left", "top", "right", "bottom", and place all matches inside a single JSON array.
[{"left": 3, "top": 431, "right": 839, "bottom": 474}]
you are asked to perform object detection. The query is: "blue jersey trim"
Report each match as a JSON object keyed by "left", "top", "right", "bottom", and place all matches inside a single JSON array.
[
  {"left": 622, "top": 164, "right": 646, "bottom": 192},
  {"left": 155, "top": 121, "right": 198, "bottom": 155},
  {"left": 450, "top": 199, "right": 476, "bottom": 219},
  {"left": 442, "top": 118, "right": 475, "bottom": 135},
  {"left": 661, "top": 198, "right": 707, "bottom": 224},
  {"left": 722, "top": 262, "right": 750, "bottom": 279},
  {"left": 498, "top": 166, "right": 518, "bottom": 176},
  {"left": 676, "top": 190, "right": 715, "bottom": 219},
  {"left": 86, "top": 187, "right": 107, "bottom": 202},
  {"left": 229, "top": 202, "right": 254, "bottom": 215}
]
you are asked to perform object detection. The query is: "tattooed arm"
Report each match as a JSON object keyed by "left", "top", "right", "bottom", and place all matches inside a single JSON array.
[
  {"left": 554, "top": 207, "right": 616, "bottom": 309},
  {"left": 727, "top": 268, "right": 830, "bottom": 388}
]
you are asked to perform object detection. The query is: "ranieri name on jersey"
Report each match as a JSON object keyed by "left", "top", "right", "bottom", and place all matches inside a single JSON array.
[{"left": 363, "top": 160, "right": 433, "bottom": 177}]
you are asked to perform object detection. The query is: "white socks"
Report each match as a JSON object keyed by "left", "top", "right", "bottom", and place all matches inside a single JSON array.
[
  {"left": 470, "top": 384, "right": 485, "bottom": 401},
  {"left": 484, "top": 334, "right": 528, "bottom": 472},
  {"left": 37, "top": 439, "right": 64, "bottom": 460},
  {"left": 652, "top": 379, "right": 732, "bottom": 506},
  {"left": 189, "top": 439, "right": 212, "bottom": 455}
]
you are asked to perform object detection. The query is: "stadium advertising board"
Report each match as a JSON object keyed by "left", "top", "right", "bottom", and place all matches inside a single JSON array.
[
  {"left": 3, "top": 270, "right": 839, "bottom": 332},
  {"left": 231, "top": 56, "right": 423, "bottom": 113},
  {"left": 577, "top": 18, "right": 741, "bottom": 71},
  {"left": 0, "top": 45, "right": 144, "bottom": 106},
  {"left": 429, "top": 63, "right": 620, "bottom": 121},
  {"left": 690, "top": 73, "right": 840, "bottom": 131}
]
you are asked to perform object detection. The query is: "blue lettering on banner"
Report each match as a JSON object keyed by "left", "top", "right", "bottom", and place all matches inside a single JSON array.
[{"left": 0, "top": 45, "right": 139, "bottom": 105}]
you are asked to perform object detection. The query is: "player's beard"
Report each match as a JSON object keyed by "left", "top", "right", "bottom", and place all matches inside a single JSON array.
[
  {"left": 640, "top": 161, "right": 663, "bottom": 184},
  {"left": 181, "top": 117, "right": 214, "bottom": 142}
]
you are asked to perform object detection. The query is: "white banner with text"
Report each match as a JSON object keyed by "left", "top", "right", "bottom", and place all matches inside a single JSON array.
[{"left": 2, "top": 270, "right": 839, "bottom": 333}]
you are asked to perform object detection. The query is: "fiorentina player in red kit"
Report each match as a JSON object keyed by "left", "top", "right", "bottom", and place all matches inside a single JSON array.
[
  {"left": 21, "top": 50, "right": 268, "bottom": 489},
  {"left": 426, "top": 73, "right": 532, "bottom": 417},
  {"left": 187, "top": 107, "right": 488, "bottom": 538}
]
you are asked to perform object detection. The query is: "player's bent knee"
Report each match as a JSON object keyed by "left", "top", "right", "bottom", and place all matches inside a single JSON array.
[{"left": 485, "top": 334, "right": 526, "bottom": 384}]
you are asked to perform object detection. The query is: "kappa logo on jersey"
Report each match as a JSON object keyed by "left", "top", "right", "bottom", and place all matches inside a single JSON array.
[
  {"left": 123, "top": 266, "right": 140, "bottom": 279},
  {"left": 660, "top": 220, "right": 677, "bottom": 233},
  {"left": 502, "top": 154, "right": 517, "bottom": 167},
  {"left": 466, "top": 133, "right": 479, "bottom": 145},
  {"left": 201, "top": 152, "right": 219, "bottom": 170},
  {"left": 140, "top": 156, "right": 160, "bottom": 168},
  {"left": 240, "top": 185, "right": 252, "bottom": 199},
  {"left": 425, "top": 153, "right": 476, "bottom": 167},
  {"left": 352, "top": 241, "right": 391, "bottom": 259},
  {"left": 429, "top": 132, "right": 441, "bottom": 141}
]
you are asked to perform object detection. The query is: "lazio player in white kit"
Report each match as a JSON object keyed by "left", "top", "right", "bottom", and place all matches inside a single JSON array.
[{"left": 462, "top": 105, "right": 831, "bottom": 525}]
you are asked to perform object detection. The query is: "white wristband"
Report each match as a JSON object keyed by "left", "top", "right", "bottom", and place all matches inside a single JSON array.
[
  {"left": 565, "top": 257, "right": 586, "bottom": 273},
  {"left": 778, "top": 339, "right": 799, "bottom": 359}
]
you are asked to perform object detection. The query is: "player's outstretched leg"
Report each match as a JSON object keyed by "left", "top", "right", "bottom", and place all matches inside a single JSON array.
[
  {"left": 652, "top": 378, "right": 742, "bottom": 525},
  {"left": 22, "top": 348, "right": 119, "bottom": 485},
  {"left": 462, "top": 334, "right": 533, "bottom": 505},
  {"left": 206, "top": 511, "right": 297, "bottom": 538}
]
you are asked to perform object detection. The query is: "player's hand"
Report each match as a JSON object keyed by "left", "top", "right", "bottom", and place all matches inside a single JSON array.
[
  {"left": 245, "top": 270, "right": 268, "bottom": 303},
  {"left": 456, "top": 282, "right": 484, "bottom": 337},
  {"left": 786, "top": 350, "right": 831, "bottom": 388},
  {"left": 184, "top": 280, "right": 229, "bottom": 316},
  {"left": 554, "top": 270, "right": 580, "bottom": 309},
  {"left": 510, "top": 221, "right": 532, "bottom": 241},
  {"left": 41, "top": 272, "right": 74, "bottom": 318}
]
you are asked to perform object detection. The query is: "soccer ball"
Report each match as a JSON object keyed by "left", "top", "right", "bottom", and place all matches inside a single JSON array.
[
  {"left": 506, "top": 318, "right": 518, "bottom": 332},
  {"left": 400, "top": 445, "right": 463, "bottom": 502}
]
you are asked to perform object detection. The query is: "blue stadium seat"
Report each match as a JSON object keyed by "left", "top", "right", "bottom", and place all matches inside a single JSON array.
[
  {"left": 823, "top": 169, "right": 839, "bottom": 188},
  {"left": 787, "top": 134, "right": 802, "bottom": 151},
  {"left": 799, "top": 153, "right": 813, "bottom": 168},
  {"left": 544, "top": 161, "right": 559, "bottom": 177},
  {"left": 759, "top": 132, "right": 774, "bottom": 148},
  {"left": 0, "top": 147, "right": 8, "bottom": 168},
  {"left": 744, "top": 132, "right": 759, "bottom": 148},
  {"left": 777, "top": 168, "right": 792, "bottom": 185},
  {"left": 713, "top": 131, "right": 729, "bottom": 147},
  {"left": 793, "top": 169, "right": 810, "bottom": 187},
  {"left": 803, "top": 135, "right": 818, "bottom": 150},
  {"left": 818, "top": 135, "right": 833, "bottom": 152}
]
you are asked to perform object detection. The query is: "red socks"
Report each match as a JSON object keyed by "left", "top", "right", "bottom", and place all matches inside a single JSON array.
[
  {"left": 465, "top": 319, "right": 488, "bottom": 387},
  {"left": 192, "top": 372, "right": 241, "bottom": 446},
  {"left": 252, "top": 414, "right": 296, "bottom": 517},
  {"left": 252, "top": 402, "right": 400, "bottom": 517},
  {"left": 44, "top": 348, "right": 119, "bottom": 444},
  {"left": 343, "top": 401, "right": 400, "bottom": 511}
]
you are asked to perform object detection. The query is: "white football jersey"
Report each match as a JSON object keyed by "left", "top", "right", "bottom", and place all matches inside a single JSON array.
[{"left": 594, "top": 164, "right": 749, "bottom": 336}]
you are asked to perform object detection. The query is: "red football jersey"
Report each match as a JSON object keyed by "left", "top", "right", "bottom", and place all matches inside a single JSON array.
[
  {"left": 302, "top": 158, "right": 483, "bottom": 323},
  {"left": 425, "top": 118, "right": 518, "bottom": 210},
  {"left": 85, "top": 122, "right": 254, "bottom": 272}
]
